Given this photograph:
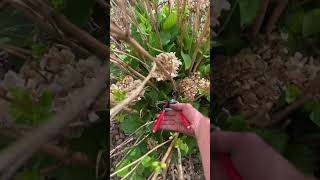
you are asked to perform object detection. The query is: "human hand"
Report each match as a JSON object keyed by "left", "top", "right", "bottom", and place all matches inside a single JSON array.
[
  {"left": 211, "top": 131, "right": 307, "bottom": 180},
  {"left": 158, "top": 103, "right": 205, "bottom": 137}
]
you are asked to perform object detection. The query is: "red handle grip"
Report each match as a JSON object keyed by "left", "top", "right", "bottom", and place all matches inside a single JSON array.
[
  {"left": 178, "top": 112, "right": 190, "bottom": 129},
  {"left": 218, "top": 153, "right": 243, "bottom": 180},
  {"left": 153, "top": 111, "right": 165, "bottom": 133}
]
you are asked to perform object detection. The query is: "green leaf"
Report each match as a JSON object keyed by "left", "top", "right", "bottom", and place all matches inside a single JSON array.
[
  {"left": 200, "top": 64, "right": 210, "bottom": 75},
  {"left": 118, "top": 54, "right": 128, "bottom": 60},
  {"left": 151, "top": 161, "right": 159, "bottom": 167},
  {"left": 284, "top": 144, "right": 315, "bottom": 175},
  {"left": 142, "top": 156, "right": 153, "bottom": 167},
  {"left": 155, "top": 166, "right": 161, "bottom": 173},
  {"left": 181, "top": 51, "right": 191, "bottom": 70},
  {"left": 255, "top": 129, "right": 288, "bottom": 153},
  {"left": 115, "top": 113, "right": 126, "bottom": 122},
  {"left": 0, "top": 37, "right": 11, "bottom": 43},
  {"left": 115, "top": 159, "right": 131, "bottom": 177},
  {"left": 113, "top": 89, "right": 127, "bottom": 102},
  {"left": 302, "top": 101, "right": 319, "bottom": 114},
  {"left": 131, "top": 175, "right": 145, "bottom": 180},
  {"left": 310, "top": 104, "right": 320, "bottom": 128},
  {"left": 222, "top": 114, "right": 248, "bottom": 131},
  {"left": 129, "top": 147, "right": 141, "bottom": 159},
  {"left": 285, "top": 85, "right": 301, "bottom": 104},
  {"left": 50, "top": 0, "right": 65, "bottom": 11},
  {"left": 238, "top": 0, "right": 261, "bottom": 26},
  {"left": 0, "top": 9, "right": 34, "bottom": 45},
  {"left": 160, "top": 31, "right": 171, "bottom": 46},
  {"left": 283, "top": 3, "right": 304, "bottom": 35},
  {"left": 120, "top": 115, "right": 144, "bottom": 134},
  {"left": 174, "top": 138, "right": 189, "bottom": 155},
  {"left": 149, "top": 32, "right": 160, "bottom": 49},
  {"left": 162, "top": 13, "right": 177, "bottom": 30},
  {"left": 32, "top": 44, "right": 48, "bottom": 60},
  {"left": 303, "top": 9, "right": 320, "bottom": 37},
  {"left": 38, "top": 89, "right": 53, "bottom": 110},
  {"left": 14, "top": 169, "right": 42, "bottom": 180}
]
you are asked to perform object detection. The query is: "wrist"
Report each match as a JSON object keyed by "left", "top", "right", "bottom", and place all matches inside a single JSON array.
[{"left": 195, "top": 117, "right": 209, "bottom": 138}]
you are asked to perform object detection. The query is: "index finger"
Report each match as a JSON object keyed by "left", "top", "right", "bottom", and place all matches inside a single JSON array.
[{"left": 170, "top": 103, "right": 191, "bottom": 111}]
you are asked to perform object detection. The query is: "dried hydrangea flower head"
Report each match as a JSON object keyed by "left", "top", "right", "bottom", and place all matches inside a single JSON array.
[
  {"left": 178, "top": 72, "right": 209, "bottom": 101},
  {"left": 152, "top": 52, "right": 182, "bottom": 81},
  {"left": 110, "top": 76, "right": 144, "bottom": 106},
  {"left": 187, "top": 0, "right": 210, "bottom": 12}
]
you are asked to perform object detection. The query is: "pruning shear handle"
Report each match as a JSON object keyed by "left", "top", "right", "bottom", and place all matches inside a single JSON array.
[
  {"left": 152, "top": 110, "right": 165, "bottom": 133},
  {"left": 218, "top": 153, "right": 243, "bottom": 180},
  {"left": 179, "top": 111, "right": 190, "bottom": 129}
]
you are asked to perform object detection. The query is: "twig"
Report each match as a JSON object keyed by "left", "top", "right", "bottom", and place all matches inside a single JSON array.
[
  {"left": 269, "top": 94, "right": 313, "bottom": 127},
  {"left": 193, "top": 0, "right": 200, "bottom": 36},
  {"left": 267, "top": 73, "right": 320, "bottom": 127},
  {"left": 150, "top": 135, "right": 178, "bottom": 180},
  {"left": 110, "top": 23, "right": 177, "bottom": 91},
  {"left": 252, "top": 0, "right": 270, "bottom": 37},
  {"left": 110, "top": 64, "right": 156, "bottom": 119},
  {"left": 110, "top": 139, "right": 172, "bottom": 177},
  {"left": 0, "top": 67, "right": 107, "bottom": 178},
  {"left": 192, "top": 40, "right": 210, "bottom": 73},
  {"left": 116, "top": 134, "right": 150, "bottom": 163},
  {"left": 0, "top": 44, "right": 32, "bottom": 60},
  {"left": 110, "top": 56, "right": 159, "bottom": 92},
  {"left": 216, "top": 0, "right": 238, "bottom": 36},
  {"left": 96, "top": 149, "right": 107, "bottom": 179},
  {"left": 266, "top": 0, "right": 288, "bottom": 35},
  {"left": 144, "top": 0, "right": 163, "bottom": 49},
  {"left": 176, "top": 148, "right": 184, "bottom": 180},
  {"left": 10, "top": 0, "right": 109, "bottom": 59},
  {"left": 125, "top": 121, "right": 154, "bottom": 141},
  {"left": 179, "top": 0, "right": 186, "bottom": 50},
  {"left": 120, "top": 162, "right": 140, "bottom": 180},
  {"left": 111, "top": 56, "right": 146, "bottom": 80},
  {"left": 110, "top": 137, "right": 135, "bottom": 155},
  {"left": 161, "top": 153, "right": 172, "bottom": 179},
  {"left": 189, "top": 10, "right": 210, "bottom": 74},
  {"left": 112, "top": 49, "right": 150, "bottom": 69}
]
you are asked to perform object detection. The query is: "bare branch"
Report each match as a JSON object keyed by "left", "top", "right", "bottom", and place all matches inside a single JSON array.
[
  {"left": 110, "top": 139, "right": 172, "bottom": 177},
  {"left": 150, "top": 135, "right": 178, "bottom": 180},
  {"left": 110, "top": 24, "right": 177, "bottom": 91},
  {"left": 189, "top": 10, "right": 210, "bottom": 74},
  {"left": 177, "top": 148, "right": 184, "bottom": 180}
]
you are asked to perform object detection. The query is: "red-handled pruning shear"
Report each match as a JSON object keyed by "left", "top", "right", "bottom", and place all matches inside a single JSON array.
[
  {"left": 213, "top": 125, "right": 243, "bottom": 180},
  {"left": 218, "top": 153, "right": 243, "bottom": 180},
  {"left": 152, "top": 92, "right": 191, "bottom": 133}
]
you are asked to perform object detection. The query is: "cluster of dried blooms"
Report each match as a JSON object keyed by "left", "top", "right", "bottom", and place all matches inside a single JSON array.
[
  {"left": 0, "top": 47, "right": 105, "bottom": 134},
  {"left": 213, "top": 32, "right": 320, "bottom": 124},
  {"left": 151, "top": 52, "right": 182, "bottom": 81},
  {"left": 110, "top": 76, "right": 144, "bottom": 106},
  {"left": 178, "top": 72, "right": 209, "bottom": 101},
  {"left": 186, "top": 0, "right": 210, "bottom": 33},
  {"left": 110, "top": 2, "right": 129, "bottom": 31},
  {"left": 187, "top": 0, "right": 210, "bottom": 12}
]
